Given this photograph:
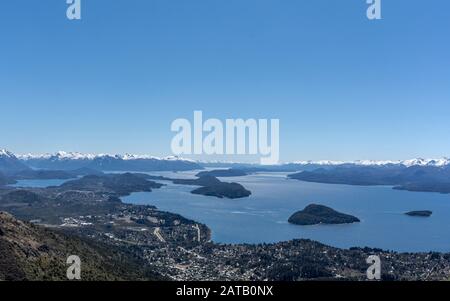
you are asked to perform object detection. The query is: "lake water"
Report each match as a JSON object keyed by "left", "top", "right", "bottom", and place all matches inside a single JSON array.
[
  {"left": 122, "top": 171, "right": 450, "bottom": 252},
  {"left": 12, "top": 172, "right": 450, "bottom": 252}
]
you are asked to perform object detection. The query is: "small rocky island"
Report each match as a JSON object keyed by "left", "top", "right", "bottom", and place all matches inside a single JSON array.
[
  {"left": 288, "top": 204, "right": 360, "bottom": 226},
  {"left": 405, "top": 210, "right": 433, "bottom": 217}
]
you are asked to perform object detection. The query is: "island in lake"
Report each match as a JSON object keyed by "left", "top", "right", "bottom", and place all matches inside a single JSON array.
[
  {"left": 173, "top": 175, "right": 252, "bottom": 199},
  {"left": 196, "top": 169, "right": 249, "bottom": 178},
  {"left": 191, "top": 182, "right": 251, "bottom": 199},
  {"left": 405, "top": 210, "right": 433, "bottom": 217},
  {"left": 288, "top": 204, "right": 360, "bottom": 226}
]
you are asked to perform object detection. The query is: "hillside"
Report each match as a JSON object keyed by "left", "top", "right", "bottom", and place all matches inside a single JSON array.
[
  {"left": 0, "top": 172, "right": 16, "bottom": 186},
  {"left": 288, "top": 165, "right": 450, "bottom": 194},
  {"left": 0, "top": 150, "right": 30, "bottom": 174},
  {"left": 0, "top": 212, "right": 163, "bottom": 281},
  {"left": 60, "top": 173, "right": 164, "bottom": 196}
]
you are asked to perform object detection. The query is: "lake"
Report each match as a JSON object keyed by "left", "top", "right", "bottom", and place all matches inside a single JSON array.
[
  {"left": 12, "top": 172, "right": 450, "bottom": 252},
  {"left": 122, "top": 171, "right": 450, "bottom": 252}
]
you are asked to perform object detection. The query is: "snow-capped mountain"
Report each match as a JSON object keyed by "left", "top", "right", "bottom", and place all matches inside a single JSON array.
[
  {"left": 291, "top": 158, "right": 450, "bottom": 168},
  {"left": 5, "top": 149, "right": 450, "bottom": 170},
  {"left": 17, "top": 151, "right": 202, "bottom": 171},
  {"left": 18, "top": 151, "right": 97, "bottom": 161},
  {"left": 0, "top": 149, "right": 31, "bottom": 173},
  {"left": 401, "top": 158, "right": 450, "bottom": 167},
  {"left": 18, "top": 151, "right": 195, "bottom": 162},
  {"left": 0, "top": 149, "right": 16, "bottom": 158}
]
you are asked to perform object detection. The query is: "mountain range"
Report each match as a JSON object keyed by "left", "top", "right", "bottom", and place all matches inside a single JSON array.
[
  {"left": 290, "top": 158, "right": 450, "bottom": 168},
  {"left": 0, "top": 150, "right": 202, "bottom": 173},
  {"left": 3, "top": 149, "right": 450, "bottom": 167},
  {"left": 12, "top": 150, "right": 450, "bottom": 168},
  {"left": 0, "top": 150, "right": 31, "bottom": 173},
  {"left": 288, "top": 164, "right": 450, "bottom": 194},
  {"left": 2, "top": 149, "right": 450, "bottom": 178}
]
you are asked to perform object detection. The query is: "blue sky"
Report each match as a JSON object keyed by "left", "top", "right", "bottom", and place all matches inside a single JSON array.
[{"left": 0, "top": 0, "right": 449, "bottom": 162}]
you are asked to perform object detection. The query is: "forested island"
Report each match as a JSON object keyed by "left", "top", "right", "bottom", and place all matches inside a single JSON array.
[
  {"left": 170, "top": 175, "right": 252, "bottom": 199},
  {"left": 288, "top": 204, "right": 360, "bottom": 226}
]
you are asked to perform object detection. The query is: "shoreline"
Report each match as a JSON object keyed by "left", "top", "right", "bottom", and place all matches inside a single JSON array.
[{"left": 2, "top": 173, "right": 450, "bottom": 280}]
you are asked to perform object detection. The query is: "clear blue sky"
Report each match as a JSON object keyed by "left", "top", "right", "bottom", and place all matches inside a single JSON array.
[{"left": 0, "top": 0, "right": 449, "bottom": 162}]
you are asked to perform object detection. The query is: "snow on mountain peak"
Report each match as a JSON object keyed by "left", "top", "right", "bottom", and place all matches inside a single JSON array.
[
  {"left": 8, "top": 150, "right": 450, "bottom": 167},
  {"left": 53, "top": 151, "right": 96, "bottom": 160},
  {"left": 401, "top": 157, "right": 450, "bottom": 167},
  {"left": 292, "top": 160, "right": 346, "bottom": 166},
  {"left": 18, "top": 151, "right": 96, "bottom": 160},
  {"left": 0, "top": 149, "right": 16, "bottom": 158},
  {"left": 291, "top": 158, "right": 450, "bottom": 167},
  {"left": 16, "top": 151, "right": 194, "bottom": 162}
]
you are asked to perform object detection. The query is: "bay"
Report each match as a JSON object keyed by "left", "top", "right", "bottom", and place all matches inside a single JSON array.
[{"left": 123, "top": 171, "right": 450, "bottom": 252}]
